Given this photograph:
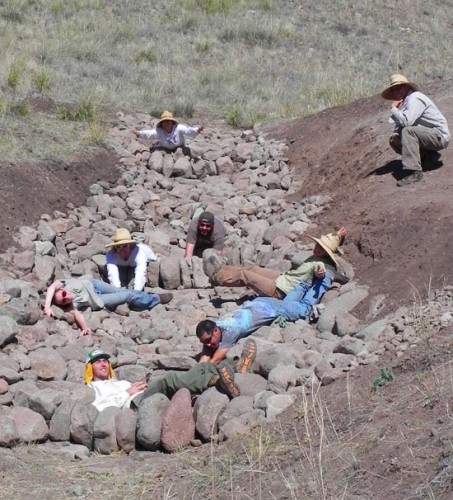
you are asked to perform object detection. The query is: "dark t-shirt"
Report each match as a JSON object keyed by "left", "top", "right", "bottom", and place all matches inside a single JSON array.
[{"left": 186, "top": 216, "right": 225, "bottom": 257}]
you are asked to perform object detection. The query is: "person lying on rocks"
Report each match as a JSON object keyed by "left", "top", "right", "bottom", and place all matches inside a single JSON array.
[
  {"left": 196, "top": 276, "right": 333, "bottom": 364},
  {"left": 185, "top": 210, "right": 226, "bottom": 259},
  {"left": 105, "top": 228, "right": 157, "bottom": 291},
  {"left": 84, "top": 343, "right": 257, "bottom": 411},
  {"left": 381, "top": 74, "right": 450, "bottom": 187},
  {"left": 134, "top": 110, "right": 204, "bottom": 160},
  {"left": 44, "top": 278, "right": 173, "bottom": 336},
  {"left": 203, "top": 227, "right": 348, "bottom": 300}
]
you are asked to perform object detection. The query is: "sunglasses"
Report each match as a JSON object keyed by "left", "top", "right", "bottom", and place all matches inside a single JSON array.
[
  {"left": 117, "top": 244, "right": 131, "bottom": 250},
  {"left": 60, "top": 290, "right": 72, "bottom": 305},
  {"left": 198, "top": 222, "right": 213, "bottom": 229}
]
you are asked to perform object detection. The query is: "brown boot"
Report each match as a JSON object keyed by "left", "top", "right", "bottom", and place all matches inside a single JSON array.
[
  {"left": 236, "top": 338, "right": 257, "bottom": 373},
  {"left": 217, "top": 365, "right": 240, "bottom": 398}
]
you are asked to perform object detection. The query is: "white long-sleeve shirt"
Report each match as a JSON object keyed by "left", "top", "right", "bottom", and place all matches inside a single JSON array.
[
  {"left": 88, "top": 380, "right": 139, "bottom": 412},
  {"left": 137, "top": 123, "right": 200, "bottom": 149},
  {"left": 106, "top": 243, "right": 157, "bottom": 291},
  {"left": 390, "top": 90, "right": 450, "bottom": 148}
]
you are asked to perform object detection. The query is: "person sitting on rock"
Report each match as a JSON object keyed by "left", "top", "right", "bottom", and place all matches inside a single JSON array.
[
  {"left": 185, "top": 211, "right": 226, "bottom": 259},
  {"left": 381, "top": 74, "right": 450, "bottom": 187},
  {"left": 84, "top": 343, "right": 257, "bottom": 410},
  {"left": 105, "top": 228, "right": 157, "bottom": 291},
  {"left": 44, "top": 278, "right": 173, "bottom": 336},
  {"left": 134, "top": 110, "right": 204, "bottom": 159},
  {"left": 196, "top": 276, "right": 333, "bottom": 364},
  {"left": 203, "top": 227, "right": 348, "bottom": 300}
]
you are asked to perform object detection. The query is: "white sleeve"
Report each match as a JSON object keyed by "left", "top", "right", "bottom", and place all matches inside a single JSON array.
[
  {"left": 391, "top": 94, "right": 426, "bottom": 128},
  {"left": 178, "top": 124, "right": 199, "bottom": 139},
  {"left": 106, "top": 251, "right": 122, "bottom": 288},
  {"left": 133, "top": 244, "right": 156, "bottom": 291},
  {"left": 138, "top": 128, "right": 158, "bottom": 140}
]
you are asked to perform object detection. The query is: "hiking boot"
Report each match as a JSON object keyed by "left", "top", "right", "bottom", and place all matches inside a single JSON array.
[
  {"left": 236, "top": 338, "right": 257, "bottom": 373},
  {"left": 397, "top": 171, "right": 423, "bottom": 187},
  {"left": 202, "top": 249, "right": 225, "bottom": 279},
  {"left": 157, "top": 292, "right": 173, "bottom": 305},
  {"left": 218, "top": 365, "right": 240, "bottom": 398}
]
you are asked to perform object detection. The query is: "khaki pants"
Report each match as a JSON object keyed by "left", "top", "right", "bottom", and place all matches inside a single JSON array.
[
  {"left": 390, "top": 125, "right": 445, "bottom": 172},
  {"left": 215, "top": 265, "right": 283, "bottom": 298}
]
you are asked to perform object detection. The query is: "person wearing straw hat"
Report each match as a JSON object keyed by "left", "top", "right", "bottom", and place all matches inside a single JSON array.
[
  {"left": 134, "top": 110, "right": 204, "bottom": 159},
  {"left": 202, "top": 227, "right": 348, "bottom": 299},
  {"left": 105, "top": 228, "right": 157, "bottom": 291},
  {"left": 381, "top": 74, "right": 450, "bottom": 187}
]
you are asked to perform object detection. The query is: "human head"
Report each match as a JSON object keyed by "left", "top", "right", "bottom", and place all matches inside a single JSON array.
[
  {"left": 84, "top": 349, "right": 115, "bottom": 383},
  {"left": 308, "top": 233, "right": 341, "bottom": 266},
  {"left": 105, "top": 228, "right": 137, "bottom": 260},
  {"left": 197, "top": 211, "right": 215, "bottom": 236},
  {"left": 52, "top": 287, "right": 74, "bottom": 307},
  {"left": 196, "top": 319, "right": 222, "bottom": 349},
  {"left": 156, "top": 110, "right": 178, "bottom": 133},
  {"left": 381, "top": 74, "right": 420, "bottom": 100}
]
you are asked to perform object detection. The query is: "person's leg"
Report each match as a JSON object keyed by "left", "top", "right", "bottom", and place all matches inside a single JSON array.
[
  {"left": 401, "top": 126, "right": 444, "bottom": 172},
  {"left": 141, "top": 363, "right": 219, "bottom": 400},
  {"left": 276, "top": 275, "right": 333, "bottom": 321},
  {"left": 89, "top": 278, "right": 160, "bottom": 310},
  {"left": 215, "top": 265, "right": 279, "bottom": 296}
]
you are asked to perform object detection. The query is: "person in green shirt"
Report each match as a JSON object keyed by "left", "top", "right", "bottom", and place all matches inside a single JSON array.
[{"left": 202, "top": 228, "right": 347, "bottom": 300}]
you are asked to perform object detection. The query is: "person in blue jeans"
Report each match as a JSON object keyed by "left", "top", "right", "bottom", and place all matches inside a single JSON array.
[
  {"left": 43, "top": 278, "right": 173, "bottom": 337},
  {"left": 196, "top": 277, "right": 330, "bottom": 364}
]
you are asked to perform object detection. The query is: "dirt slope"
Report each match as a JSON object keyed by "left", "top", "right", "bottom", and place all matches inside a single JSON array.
[{"left": 265, "top": 79, "right": 453, "bottom": 314}]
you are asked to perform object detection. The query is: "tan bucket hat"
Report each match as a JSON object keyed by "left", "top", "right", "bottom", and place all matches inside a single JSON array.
[
  {"left": 105, "top": 228, "right": 137, "bottom": 248},
  {"left": 156, "top": 110, "right": 178, "bottom": 127},
  {"left": 381, "top": 74, "right": 420, "bottom": 100},
  {"left": 308, "top": 233, "right": 341, "bottom": 265}
]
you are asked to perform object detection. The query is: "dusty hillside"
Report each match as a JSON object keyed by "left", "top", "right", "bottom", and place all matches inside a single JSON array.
[{"left": 265, "top": 79, "right": 453, "bottom": 314}]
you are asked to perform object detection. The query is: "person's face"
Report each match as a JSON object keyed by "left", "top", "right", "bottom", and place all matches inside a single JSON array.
[
  {"left": 161, "top": 120, "right": 174, "bottom": 133},
  {"left": 313, "top": 243, "right": 328, "bottom": 258},
  {"left": 390, "top": 84, "right": 409, "bottom": 101},
  {"left": 198, "top": 219, "right": 213, "bottom": 236},
  {"left": 91, "top": 357, "right": 110, "bottom": 381},
  {"left": 116, "top": 243, "right": 133, "bottom": 260},
  {"left": 53, "top": 288, "right": 74, "bottom": 306},
  {"left": 199, "top": 327, "right": 222, "bottom": 349}
]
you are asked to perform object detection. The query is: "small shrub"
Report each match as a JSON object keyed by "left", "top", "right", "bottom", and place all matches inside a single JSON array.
[
  {"left": 7, "top": 60, "right": 25, "bottom": 91},
  {"left": 372, "top": 366, "right": 395, "bottom": 389},
  {"left": 32, "top": 67, "right": 51, "bottom": 93},
  {"left": 225, "top": 105, "right": 242, "bottom": 127},
  {"left": 10, "top": 101, "right": 30, "bottom": 117},
  {"left": 74, "top": 100, "right": 98, "bottom": 122},
  {"left": 133, "top": 47, "right": 157, "bottom": 64},
  {"left": 82, "top": 121, "right": 106, "bottom": 146},
  {"left": 195, "top": 39, "right": 211, "bottom": 54},
  {"left": 58, "top": 105, "right": 73, "bottom": 121}
]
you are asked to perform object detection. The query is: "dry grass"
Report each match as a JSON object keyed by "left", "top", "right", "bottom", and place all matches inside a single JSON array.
[{"left": 1, "top": 0, "right": 452, "bottom": 160}]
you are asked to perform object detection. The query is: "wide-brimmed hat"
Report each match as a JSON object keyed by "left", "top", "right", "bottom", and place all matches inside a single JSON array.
[
  {"left": 105, "top": 228, "right": 137, "bottom": 248},
  {"left": 156, "top": 110, "right": 178, "bottom": 127},
  {"left": 308, "top": 233, "right": 341, "bottom": 266},
  {"left": 381, "top": 74, "right": 420, "bottom": 100}
]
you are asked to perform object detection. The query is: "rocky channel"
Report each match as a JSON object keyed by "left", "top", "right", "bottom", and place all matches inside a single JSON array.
[{"left": 0, "top": 112, "right": 441, "bottom": 456}]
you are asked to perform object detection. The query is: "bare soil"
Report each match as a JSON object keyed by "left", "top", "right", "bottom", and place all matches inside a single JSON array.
[{"left": 1, "top": 81, "right": 453, "bottom": 498}]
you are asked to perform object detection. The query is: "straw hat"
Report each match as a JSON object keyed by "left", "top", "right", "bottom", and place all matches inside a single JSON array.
[
  {"left": 156, "top": 110, "right": 178, "bottom": 127},
  {"left": 105, "top": 228, "right": 137, "bottom": 248},
  {"left": 381, "top": 74, "right": 420, "bottom": 100},
  {"left": 308, "top": 233, "right": 341, "bottom": 266}
]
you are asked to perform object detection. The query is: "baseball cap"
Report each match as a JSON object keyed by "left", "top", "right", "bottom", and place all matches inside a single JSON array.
[{"left": 86, "top": 349, "right": 110, "bottom": 364}]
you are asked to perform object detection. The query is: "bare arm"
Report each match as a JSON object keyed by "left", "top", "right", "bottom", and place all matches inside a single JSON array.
[
  {"left": 184, "top": 243, "right": 195, "bottom": 258},
  {"left": 72, "top": 309, "right": 92, "bottom": 337},
  {"left": 43, "top": 280, "right": 64, "bottom": 318},
  {"left": 126, "top": 381, "right": 147, "bottom": 395}
]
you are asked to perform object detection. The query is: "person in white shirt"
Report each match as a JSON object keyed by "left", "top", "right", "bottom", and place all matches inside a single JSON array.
[
  {"left": 134, "top": 110, "right": 204, "bottom": 159},
  {"left": 105, "top": 228, "right": 157, "bottom": 291},
  {"left": 382, "top": 74, "right": 450, "bottom": 187}
]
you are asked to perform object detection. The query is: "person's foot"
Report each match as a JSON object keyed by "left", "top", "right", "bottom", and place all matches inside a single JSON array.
[
  {"left": 397, "top": 171, "right": 423, "bottom": 187},
  {"left": 236, "top": 338, "right": 257, "bottom": 373},
  {"left": 157, "top": 292, "right": 173, "bottom": 305},
  {"left": 218, "top": 365, "right": 240, "bottom": 398},
  {"left": 202, "top": 249, "right": 225, "bottom": 279}
]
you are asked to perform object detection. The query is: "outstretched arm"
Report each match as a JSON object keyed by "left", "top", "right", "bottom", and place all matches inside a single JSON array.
[
  {"left": 72, "top": 309, "right": 92, "bottom": 337},
  {"left": 199, "top": 347, "right": 229, "bottom": 365},
  {"left": 43, "top": 280, "right": 64, "bottom": 318},
  {"left": 336, "top": 227, "right": 346, "bottom": 240},
  {"left": 185, "top": 243, "right": 195, "bottom": 258}
]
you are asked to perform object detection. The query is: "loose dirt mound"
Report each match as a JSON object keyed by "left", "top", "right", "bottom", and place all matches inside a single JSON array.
[{"left": 264, "top": 79, "right": 453, "bottom": 314}]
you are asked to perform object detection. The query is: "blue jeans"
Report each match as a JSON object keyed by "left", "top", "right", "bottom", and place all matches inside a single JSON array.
[
  {"left": 89, "top": 279, "right": 160, "bottom": 311},
  {"left": 272, "top": 274, "right": 333, "bottom": 322}
]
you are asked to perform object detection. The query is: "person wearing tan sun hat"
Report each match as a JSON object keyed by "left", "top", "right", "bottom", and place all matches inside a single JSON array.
[
  {"left": 382, "top": 74, "right": 450, "bottom": 187},
  {"left": 105, "top": 228, "right": 157, "bottom": 291},
  {"left": 203, "top": 227, "right": 348, "bottom": 300},
  {"left": 134, "top": 110, "right": 204, "bottom": 159}
]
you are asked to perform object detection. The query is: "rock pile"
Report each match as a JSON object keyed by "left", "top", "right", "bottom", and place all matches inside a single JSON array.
[{"left": 0, "top": 112, "right": 448, "bottom": 456}]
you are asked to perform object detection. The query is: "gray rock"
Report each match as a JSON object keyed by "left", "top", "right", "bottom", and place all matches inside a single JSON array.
[
  {"left": 136, "top": 393, "right": 169, "bottom": 451},
  {"left": 265, "top": 394, "right": 295, "bottom": 418},
  {"left": 0, "top": 416, "right": 18, "bottom": 447},
  {"left": 10, "top": 406, "right": 49, "bottom": 443},
  {"left": 27, "top": 388, "right": 64, "bottom": 420},
  {"left": 93, "top": 406, "right": 121, "bottom": 454},
  {"left": 116, "top": 408, "right": 136, "bottom": 453},
  {"left": 219, "top": 419, "right": 249, "bottom": 441},
  {"left": 194, "top": 387, "right": 229, "bottom": 442},
  {"left": 70, "top": 402, "right": 98, "bottom": 449},
  {"left": 28, "top": 348, "right": 67, "bottom": 380},
  {"left": 49, "top": 400, "right": 76, "bottom": 441}
]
